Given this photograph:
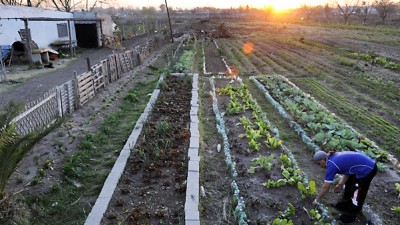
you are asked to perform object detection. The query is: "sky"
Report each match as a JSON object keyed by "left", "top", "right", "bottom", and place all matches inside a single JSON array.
[{"left": 121, "top": 0, "right": 330, "bottom": 10}]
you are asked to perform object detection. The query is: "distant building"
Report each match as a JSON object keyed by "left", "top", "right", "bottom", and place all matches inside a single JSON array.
[
  {"left": 0, "top": 5, "right": 114, "bottom": 49},
  {"left": 0, "top": 5, "right": 77, "bottom": 49},
  {"left": 0, "top": 5, "right": 114, "bottom": 63}
]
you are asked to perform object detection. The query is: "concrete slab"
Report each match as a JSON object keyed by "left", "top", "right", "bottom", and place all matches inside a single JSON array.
[
  {"left": 189, "top": 155, "right": 200, "bottom": 162},
  {"left": 185, "top": 220, "right": 200, "bottom": 225},
  {"left": 189, "top": 136, "right": 200, "bottom": 148},
  {"left": 93, "top": 197, "right": 111, "bottom": 207},
  {"left": 190, "top": 122, "right": 199, "bottom": 133},
  {"left": 188, "top": 147, "right": 199, "bottom": 158},
  {"left": 190, "top": 106, "right": 199, "bottom": 115},
  {"left": 186, "top": 171, "right": 199, "bottom": 191},
  {"left": 84, "top": 209, "right": 103, "bottom": 225},
  {"left": 188, "top": 160, "right": 199, "bottom": 172},
  {"left": 190, "top": 100, "right": 198, "bottom": 106},
  {"left": 184, "top": 210, "right": 200, "bottom": 221},
  {"left": 190, "top": 116, "right": 199, "bottom": 124}
]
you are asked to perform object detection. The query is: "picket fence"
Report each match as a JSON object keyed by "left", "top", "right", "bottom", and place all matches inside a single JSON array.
[{"left": 12, "top": 37, "right": 162, "bottom": 136}]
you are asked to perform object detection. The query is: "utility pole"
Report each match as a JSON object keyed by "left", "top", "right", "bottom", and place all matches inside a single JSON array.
[{"left": 165, "top": 0, "right": 174, "bottom": 43}]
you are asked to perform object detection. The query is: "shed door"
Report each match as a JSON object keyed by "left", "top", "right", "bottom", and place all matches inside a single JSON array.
[{"left": 75, "top": 24, "right": 98, "bottom": 48}]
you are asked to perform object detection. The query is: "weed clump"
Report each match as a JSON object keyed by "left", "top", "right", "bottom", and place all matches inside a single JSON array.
[{"left": 124, "top": 93, "right": 138, "bottom": 103}]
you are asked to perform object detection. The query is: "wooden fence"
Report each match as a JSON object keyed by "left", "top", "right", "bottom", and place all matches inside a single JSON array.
[{"left": 12, "top": 37, "right": 162, "bottom": 136}]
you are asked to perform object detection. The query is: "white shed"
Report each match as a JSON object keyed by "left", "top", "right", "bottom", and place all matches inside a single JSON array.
[
  {"left": 0, "top": 5, "right": 78, "bottom": 64},
  {"left": 0, "top": 5, "right": 77, "bottom": 49}
]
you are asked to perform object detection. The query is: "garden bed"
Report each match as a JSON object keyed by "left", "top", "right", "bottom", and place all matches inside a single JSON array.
[
  {"left": 208, "top": 78, "right": 336, "bottom": 224},
  {"left": 103, "top": 75, "right": 192, "bottom": 224},
  {"left": 203, "top": 39, "right": 227, "bottom": 74},
  {"left": 250, "top": 74, "right": 400, "bottom": 224}
]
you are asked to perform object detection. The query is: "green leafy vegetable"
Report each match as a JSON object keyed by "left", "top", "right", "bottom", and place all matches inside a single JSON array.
[
  {"left": 247, "top": 155, "right": 275, "bottom": 173},
  {"left": 279, "top": 203, "right": 295, "bottom": 219},
  {"left": 297, "top": 180, "right": 316, "bottom": 199}
]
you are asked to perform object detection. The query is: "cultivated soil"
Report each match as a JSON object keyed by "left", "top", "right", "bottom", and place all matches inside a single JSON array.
[
  {"left": 2, "top": 19, "right": 400, "bottom": 225},
  {"left": 103, "top": 75, "right": 192, "bottom": 225},
  {"left": 195, "top": 19, "right": 400, "bottom": 224}
]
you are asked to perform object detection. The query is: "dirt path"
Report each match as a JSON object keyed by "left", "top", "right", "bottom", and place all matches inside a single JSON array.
[{"left": 0, "top": 33, "right": 156, "bottom": 111}]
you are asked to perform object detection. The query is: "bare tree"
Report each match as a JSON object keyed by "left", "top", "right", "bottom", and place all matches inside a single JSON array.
[
  {"left": 1, "top": 0, "right": 45, "bottom": 7},
  {"left": 324, "top": 3, "right": 332, "bottom": 19},
  {"left": 359, "top": 1, "right": 374, "bottom": 25},
  {"left": 374, "top": 0, "right": 397, "bottom": 24},
  {"left": 141, "top": 6, "right": 157, "bottom": 33},
  {"left": 26, "top": 0, "right": 45, "bottom": 7},
  {"left": 262, "top": 5, "right": 274, "bottom": 21},
  {"left": 51, "top": 0, "right": 80, "bottom": 12},
  {"left": 336, "top": 0, "right": 360, "bottom": 24},
  {"left": 159, "top": 4, "right": 166, "bottom": 12},
  {"left": 0, "top": 0, "right": 22, "bottom": 5},
  {"left": 85, "top": 0, "right": 101, "bottom": 12},
  {"left": 301, "top": 4, "right": 312, "bottom": 22}
]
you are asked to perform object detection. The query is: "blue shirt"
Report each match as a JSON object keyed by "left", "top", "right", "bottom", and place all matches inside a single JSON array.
[{"left": 325, "top": 151, "right": 376, "bottom": 183}]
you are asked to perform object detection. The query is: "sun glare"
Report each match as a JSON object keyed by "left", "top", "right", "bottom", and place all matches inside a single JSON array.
[{"left": 250, "top": 0, "right": 305, "bottom": 11}]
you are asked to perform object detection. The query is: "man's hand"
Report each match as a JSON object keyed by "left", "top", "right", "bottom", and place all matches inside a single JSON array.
[{"left": 334, "top": 175, "right": 348, "bottom": 193}]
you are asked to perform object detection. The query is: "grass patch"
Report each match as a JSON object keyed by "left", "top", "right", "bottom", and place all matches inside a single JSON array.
[
  {"left": 338, "top": 57, "right": 356, "bottom": 67},
  {"left": 16, "top": 78, "right": 159, "bottom": 225}
]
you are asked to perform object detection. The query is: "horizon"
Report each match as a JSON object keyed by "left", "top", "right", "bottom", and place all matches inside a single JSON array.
[{"left": 113, "top": 0, "right": 329, "bottom": 11}]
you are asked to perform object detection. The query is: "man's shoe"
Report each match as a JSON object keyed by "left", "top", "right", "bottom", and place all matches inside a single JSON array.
[
  {"left": 340, "top": 212, "right": 357, "bottom": 223},
  {"left": 335, "top": 201, "right": 350, "bottom": 211},
  {"left": 334, "top": 199, "right": 351, "bottom": 211}
]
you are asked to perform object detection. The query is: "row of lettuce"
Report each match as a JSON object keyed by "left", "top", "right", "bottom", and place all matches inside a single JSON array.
[
  {"left": 252, "top": 75, "right": 391, "bottom": 166},
  {"left": 251, "top": 74, "right": 399, "bottom": 222},
  {"left": 211, "top": 78, "right": 332, "bottom": 225}
]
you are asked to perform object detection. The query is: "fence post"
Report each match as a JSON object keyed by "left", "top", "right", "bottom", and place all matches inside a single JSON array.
[
  {"left": 91, "top": 70, "right": 95, "bottom": 93},
  {"left": 115, "top": 53, "right": 121, "bottom": 77},
  {"left": 64, "top": 82, "right": 71, "bottom": 113},
  {"left": 56, "top": 86, "right": 63, "bottom": 118},
  {"left": 86, "top": 58, "right": 91, "bottom": 72},
  {"left": 74, "top": 71, "right": 79, "bottom": 109}
]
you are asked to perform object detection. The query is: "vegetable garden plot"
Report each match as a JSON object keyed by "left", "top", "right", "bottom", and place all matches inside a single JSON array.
[
  {"left": 218, "top": 36, "right": 400, "bottom": 156},
  {"left": 103, "top": 75, "right": 192, "bottom": 225},
  {"left": 251, "top": 74, "right": 400, "bottom": 224},
  {"left": 209, "top": 77, "right": 333, "bottom": 225},
  {"left": 203, "top": 40, "right": 227, "bottom": 74},
  {"left": 171, "top": 37, "right": 196, "bottom": 74},
  {"left": 253, "top": 75, "right": 392, "bottom": 164},
  {"left": 197, "top": 77, "right": 236, "bottom": 225}
]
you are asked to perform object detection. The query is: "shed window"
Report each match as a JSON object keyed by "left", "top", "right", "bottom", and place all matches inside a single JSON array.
[{"left": 57, "top": 23, "right": 68, "bottom": 37}]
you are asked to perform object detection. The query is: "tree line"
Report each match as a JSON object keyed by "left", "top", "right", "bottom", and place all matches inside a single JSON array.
[{"left": 1, "top": 0, "right": 399, "bottom": 26}]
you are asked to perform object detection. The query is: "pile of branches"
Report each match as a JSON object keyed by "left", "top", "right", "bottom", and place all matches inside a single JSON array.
[{"left": 211, "top": 23, "right": 232, "bottom": 38}]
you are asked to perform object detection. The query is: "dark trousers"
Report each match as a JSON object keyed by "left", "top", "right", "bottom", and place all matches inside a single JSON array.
[{"left": 342, "top": 164, "right": 378, "bottom": 213}]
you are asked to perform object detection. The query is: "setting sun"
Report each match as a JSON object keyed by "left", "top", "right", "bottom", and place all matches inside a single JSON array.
[{"left": 247, "top": 0, "right": 323, "bottom": 11}]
